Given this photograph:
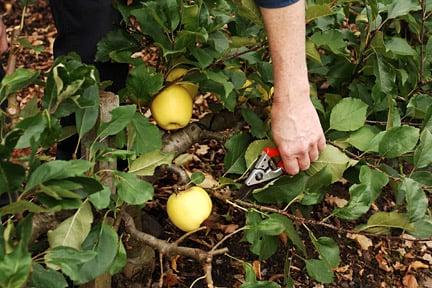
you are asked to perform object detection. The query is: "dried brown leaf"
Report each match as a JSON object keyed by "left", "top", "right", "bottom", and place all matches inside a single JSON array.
[
  {"left": 165, "top": 271, "right": 180, "bottom": 287},
  {"left": 196, "top": 144, "right": 210, "bottom": 156},
  {"left": 347, "top": 233, "right": 373, "bottom": 250},
  {"left": 218, "top": 223, "right": 239, "bottom": 234},
  {"left": 171, "top": 255, "right": 180, "bottom": 273},
  {"left": 174, "top": 153, "right": 200, "bottom": 166},
  {"left": 325, "top": 195, "right": 348, "bottom": 208},
  {"left": 252, "top": 260, "right": 261, "bottom": 280},
  {"left": 375, "top": 253, "right": 393, "bottom": 272},
  {"left": 422, "top": 253, "right": 432, "bottom": 265},
  {"left": 408, "top": 261, "right": 429, "bottom": 271},
  {"left": 403, "top": 274, "right": 418, "bottom": 288}
]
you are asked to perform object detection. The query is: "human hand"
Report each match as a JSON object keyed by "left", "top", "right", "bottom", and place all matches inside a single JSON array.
[
  {"left": 271, "top": 87, "right": 326, "bottom": 176},
  {"left": 0, "top": 19, "right": 8, "bottom": 55}
]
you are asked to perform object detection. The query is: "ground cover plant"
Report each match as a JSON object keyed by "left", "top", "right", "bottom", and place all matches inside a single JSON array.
[{"left": 0, "top": 0, "right": 432, "bottom": 287}]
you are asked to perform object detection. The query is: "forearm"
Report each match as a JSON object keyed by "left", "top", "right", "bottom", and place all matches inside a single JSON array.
[{"left": 260, "top": 0, "right": 309, "bottom": 102}]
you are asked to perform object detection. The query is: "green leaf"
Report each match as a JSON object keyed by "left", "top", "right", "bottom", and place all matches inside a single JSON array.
[
  {"left": 0, "top": 162, "right": 25, "bottom": 195},
  {"left": 109, "top": 239, "right": 127, "bottom": 275},
  {"left": 224, "top": 132, "right": 251, "bottom": 175},
  {"left": 190, "top": 172, "right": 205, "bottom": 185},
  {"left": 25, "top": 160, "right": 93, "bottom": 192},
  {"left": 95, "top": 29, "right": 140, "bottom": 62},
  {"left": 97, "top": 105, "right": 137, "bottom": 140},
  {"left": 301, "top": 167, "right": 333, "bottom": 206},
  {"left": 385, "top": 37, "right": 416, "bottom": 56},
  {"left": 310, "top": 30, "right": 346, "bottom": 55},
  {"left": 0, "top": 201, "right": 48, "bottom": 215},
  {"left": 407, "top": 94, "right": 432, "bottom": 119},
  {"left": 306, "top": 4, "right": 333, "bottom": 23},
  {"left": 115, "top": 172, "right": 154, "bottom": 205},
  {"left": 399, "top": 178, "right": 428, "bottom": 222},
  {"left": 47, "top": 201, "right": 93, "bottom": 250},
  {"left": 73, "top": 224, "right": 119, "bottom": 284},
  {"left": 255, "top": 217, "right": 286, "bottom": 236},
  {"left": 346, "top": 125, "right": 381, "bottom": 151},
  {"left": 244, "top": 211, "right": 278, "bottom": 260},
  {"left": 232, "top": 0, "right": 263, "bottom": 26},
  {"left": 48, "top": 224, "right": 118, "bottom": 284},
  {"left": 130, "top": 7, "right": 171, "bottom": 50},
  {"left": 75, "top": 85, "right": 99, "bottom": 139},
  {"left": 313, "top": 237, "right": 340, "bottom": 268},
  {"left": 307, "top": 144, "right": 357, "bottom": 183},
  {"left": 128, "top": 113, "right": 162, "bottom": 155},
  {"left": 305, "top": 259, "right": 334, "bottom": 284},
  {"left": 411, "top": 171, "right": 432, "bottom": 186},
  {"left": 330, "top": 97, "right": 368, "bottom": 131},
  {"left": 387, "top": 0, "right": 420, "bottom": 19},
  {"left": 44, "top": 246, "right": 97, "bottom": 272},
  {"left": 244, "top": 139, "right": 275, "bottom": 168},
  {"left": 190, "top": 47, "right": 214, "bottom": 69},
  {"left": 306, "top": 39, "right": 322, "bottom": 64},
  {"left": 30, "top": 263, "right": 68, "bottom": 288},
  {"left": 410, "top": 217, "right": 432, "bottom": 239},
  {"left": 356, "top": 212, "right": 414, "bottom": 234},
  {"left": 0, "top": 129, "right": 23, "bottom": 158},
  {"left": 125, "top": 64, "right": 164, "bottom": 104},
  {"left": 334, "top": 166, "right": 388, "bottom": 220},
  {"left": 209, "top": 31, "right": 229, "bottom": 53},
  {"left": 373, "top": 55, "right": 395, "bottom": 94},
  {"left": 0, "top": 68, "right": 39, "bottom": 101},
  {"left": 253, "top": 174, "right": 307, "bottom": 204},
  {"left": 88, "top": 186, "right": 111, "bottom": 210},
  {"left": 15, "top": 113, "right": 47, "bottom": 149},
  {"left": 414, "top": 130, "right": 432, "bottom": 168},
  {"left": 0, "top": 241, "right": 31, "bottom": 288},
  {"left": 241, "top": 109, "right": 267, "bottom": 139},
  {"left": 129, "top": 150, "right": 175, "bottom": 176},
  {"left": 240, "top": 263, "right": 281, "bottom": 288},
  {"left": 378, "top": 126, "right": 419, "bottom": 158},
  {"left": 269, "top": 214, "right": 306, "bottom": 256}
]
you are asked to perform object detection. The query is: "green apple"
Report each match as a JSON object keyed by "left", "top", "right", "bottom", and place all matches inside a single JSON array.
[{"left": 166, "top": 186, "right": 213, "bottom": 232}]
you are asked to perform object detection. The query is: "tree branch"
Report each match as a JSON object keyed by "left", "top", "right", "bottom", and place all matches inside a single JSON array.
[
  {"left": 121, "top": 211, "right": 228, "bottom": 287},
  {"left": 228, "top": 199, "right": 432, "bottom": 242}
]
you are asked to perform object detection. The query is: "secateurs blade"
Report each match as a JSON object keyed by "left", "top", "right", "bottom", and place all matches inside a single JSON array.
[{"left": 244, "top": 147, "right": 285, "bottom": 186}]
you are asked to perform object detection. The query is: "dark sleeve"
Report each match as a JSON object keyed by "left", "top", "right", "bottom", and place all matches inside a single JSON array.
[{"left": 255, "top": 0, "right": 300, "bottom": 8}]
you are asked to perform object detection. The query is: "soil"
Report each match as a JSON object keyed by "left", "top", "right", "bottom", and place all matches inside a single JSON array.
[{"left": 2, "top": 1, "right": 432, "bottom": 287}]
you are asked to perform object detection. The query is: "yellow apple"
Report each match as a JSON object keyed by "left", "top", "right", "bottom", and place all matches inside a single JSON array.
[
  {"left": 166, "top": 186, "right": 213, "bottom": 232},
  {"left": 166, "top": 67, "right": 188, "bottom": 82},
  {"left": 150, "top": 85, "right": 193, "bottom": 130}
]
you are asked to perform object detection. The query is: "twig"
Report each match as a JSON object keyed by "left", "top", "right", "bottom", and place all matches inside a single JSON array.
[
  {"left": 229, "top": 199, "right": 432, "bottom": 242},
  {"left": 365, "top": 120, "right": 422, "bottom": 127},
  {"left": 174, "top": 226, "right": 207, "bottom": 246},
  {"left": 158, "top": 252, "right": 164, "bottom": 288},
  {"left": 190, "top": 274, "right": 207, "bottom": 288},
  {"left": 211, "top": 226, "right": 248, "bottom": 253},
  {"left": 419, "top": 0, "right": 427, "bottom": 84}
]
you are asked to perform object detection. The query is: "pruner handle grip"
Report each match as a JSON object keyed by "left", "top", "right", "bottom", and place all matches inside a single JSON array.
[
  {"left": 263, "top": 147, "right": 280, "bottom": 158},
  {"left": 263, "top": 147, "right": 285, "bottom": 172}
]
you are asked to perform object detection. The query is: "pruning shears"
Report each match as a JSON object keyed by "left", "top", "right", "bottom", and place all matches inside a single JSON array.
[{"left": 244, "top": 147, "right": 285, "bottom": 186}]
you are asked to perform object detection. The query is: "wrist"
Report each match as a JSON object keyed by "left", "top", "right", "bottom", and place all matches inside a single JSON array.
[{"left": 272, "top": 82, "right": 311, "bottom": 105}]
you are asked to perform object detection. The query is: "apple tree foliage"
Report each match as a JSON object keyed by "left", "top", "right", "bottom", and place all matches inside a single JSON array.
[{"left": 0, "top": 0, "right": 432, "bottom": 286}]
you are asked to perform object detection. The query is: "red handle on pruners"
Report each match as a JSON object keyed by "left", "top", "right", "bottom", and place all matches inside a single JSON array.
[
  {"left": 263, "top": 147, "right": 280, "bottom": 158},
  {"left": 263, "top": 147, "right": 285, "bottom": 171}
]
